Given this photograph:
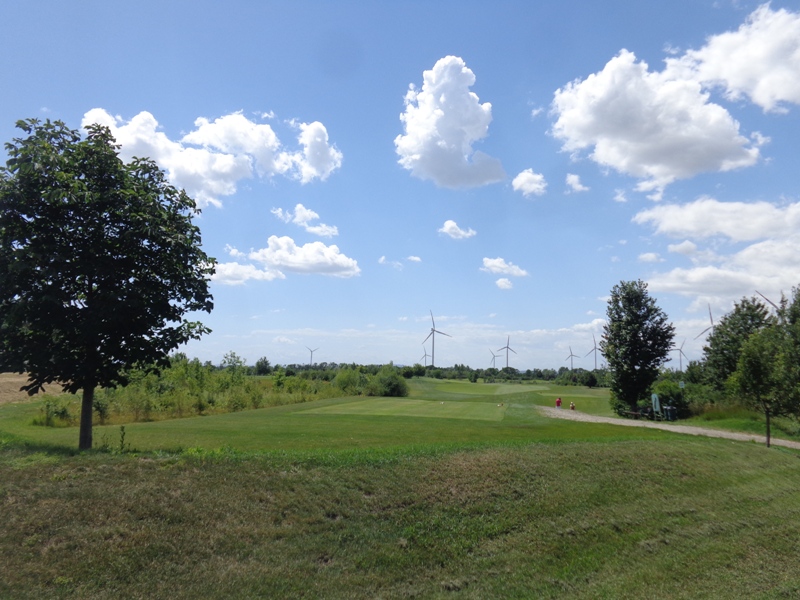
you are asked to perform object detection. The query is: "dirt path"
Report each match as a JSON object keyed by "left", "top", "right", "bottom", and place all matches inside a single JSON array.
[{"left": 537, "top": 406, "right": 800, "bottom": 450}]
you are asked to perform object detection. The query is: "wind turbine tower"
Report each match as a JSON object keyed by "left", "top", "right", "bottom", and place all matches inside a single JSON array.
[
  {"left": 497, "top": 336, "right": 517, "bottom": 369},
  {"left": 306, "top": 346, "right": 319, "bottom": 367},
  {"left": 420, "top": 347, "right": 431, "bottom": 367},
  {"left": 671, "top": 339, "right": 688, "bottom": 372},
  {"left": 422, "top": 310, "right": 450, "bottom": 368},
  {"left": 565, "top": 346, "right": 579, "bottom": 371}
]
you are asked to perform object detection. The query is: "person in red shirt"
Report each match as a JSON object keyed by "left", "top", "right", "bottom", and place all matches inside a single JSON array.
[{"left": 556, "top": 397, "right": 562, "bottom": 409}]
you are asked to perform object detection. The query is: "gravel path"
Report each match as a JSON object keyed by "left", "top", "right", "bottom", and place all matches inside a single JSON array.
[{"left": 537, "top": 406, "right": 800, "bottom": 450}]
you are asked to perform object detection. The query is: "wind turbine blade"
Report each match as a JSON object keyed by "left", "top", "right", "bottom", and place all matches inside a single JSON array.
[
  {"left": 694, "top": 326, "right": 712, "bottom": 340},
  {"left": 434, "top": 329, "right": 451, "bottom": 337},
  {"left": 756, "top": 290, "right": 779, "bottom": 310},
  {"left": 509, "top": 348, "right": 517, "bottom": 354},
  {"left": 423, "top": 331, "right": 433, "bottom": 344},
  {"left": 429, "top": 310, "right": 435, "bottom": 328},
  {"left": 584, "top": 348, "right": 594, "bottom": 357}
]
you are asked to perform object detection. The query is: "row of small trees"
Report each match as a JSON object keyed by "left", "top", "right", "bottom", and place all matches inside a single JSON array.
[
  {"left": 696, "top": 292, "right": 800, "bottom": 446},
  {"left": 601, "top": 279, "right": 800, "bottom": 446}
]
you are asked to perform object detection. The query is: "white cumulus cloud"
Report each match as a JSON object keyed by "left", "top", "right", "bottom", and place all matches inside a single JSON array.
[
  {"left": 551, "top": 50, "right": 759, "bottom": 200},
  {"left": 395, "top": 55, "right": 505, "bottom": 188},
  {"left": 81, "top": 109, "right": 342, "bottom": 208},
  {"left": 215, "top": 237, "right": 360, "bottom": 284},
  {"left": 668, "top": 240, "right": 698, "bottom": 256},
  {"left": 495, "top": 278, "right": 513, "bottom": 290},
  {"left": 638, "top": 252, "right": 664, "bottom": 263},
  {"left": 668, "top": 4, "right": 800, "bottom": 113},
  {"left": 635, "top": 197, "right": 800, "bottom": 307},
  {"left": 212, "top": 262, "right": 285, "bottom": 285},
  {"left": 438, "top": 220, "right": 477, "bottom": 239},
  {"left": 633, "top": 197, "right": 800, "bottom": 243},
  {"left": 271, "top": 204, "right": 338, "bottom": 237},
  {"left": 249, "top": 236, "right": 360, "bottom": 277},
  {"left": 512, "top": 169, "right": 547, "bottom": 197},
  {"left": 481, "top": 257, "right": 528, "bottom": 277},
  {"left": 566, "top": 173, "right": 589, "bottom": 193}
]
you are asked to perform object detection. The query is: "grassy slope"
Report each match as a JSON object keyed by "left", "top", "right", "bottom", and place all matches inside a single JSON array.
[
  {"left": 2, "top": 378, "right": 800, "bottom": 598},
  {"left": 2, "top": 439, "right": 799, "bottom": 599}
]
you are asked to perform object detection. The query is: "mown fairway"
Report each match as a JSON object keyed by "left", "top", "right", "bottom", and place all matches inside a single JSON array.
[{"left": 2, "top": 378, "right": 799, "bottom": 598}]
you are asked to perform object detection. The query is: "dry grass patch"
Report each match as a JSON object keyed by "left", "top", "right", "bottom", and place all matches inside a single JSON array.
[{"left": 0, "top": 373, "right": 42, "bottom": 405}]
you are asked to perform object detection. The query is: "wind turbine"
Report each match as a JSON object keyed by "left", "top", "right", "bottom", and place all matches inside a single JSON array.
[
  {"left": 671, "top": 339, "right": 688, "bottom": 372},
  {"left": 489, "top": 349, "right": 502, "bottom": 369},
  {"left": 565, "top": 346, "right": 579, "bottom": 371},
  {"left": 422, "top": 310, "right": 450, "bottom": 368},
  {"left": 420, "top": 347, "right": 431, "bottom": 367},
  {"left": 584, "top": 333, "right": 599, "bottom": 370},
  {"left": 694, "top": 304, "right": 716, "bottom": 340},
  {"left": 497, "top": 336, "right": 517, "bottom": 369},
  {"left": 306, "top": 346, "right": 319, "bottom": 367}
]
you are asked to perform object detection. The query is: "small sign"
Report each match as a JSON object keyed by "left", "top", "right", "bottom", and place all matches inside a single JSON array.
[
  {"left": 651, "top": 393, "right": 660, "bottom": 412},
  {"left": 679, "top": 381, "right": 685, "bottom": 389}
]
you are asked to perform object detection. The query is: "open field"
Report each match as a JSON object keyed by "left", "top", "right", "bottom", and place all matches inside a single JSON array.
[
  {"left": 0, "top": 373, "right": 39, "bottom": 406},
  {"left": 2, "top": 377, "right": 800, "bottom": 597},
  {"left": 0, "top": 379, "right": 664, "bottom": 452}
]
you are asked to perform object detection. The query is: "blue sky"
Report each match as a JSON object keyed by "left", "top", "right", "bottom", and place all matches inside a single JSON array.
[{"left": 2, "top": 0, "right": 800, "bottom": 369}]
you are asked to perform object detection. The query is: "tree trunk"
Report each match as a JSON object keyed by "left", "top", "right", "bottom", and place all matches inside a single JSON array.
[{"left": 79, "top": 386, "right": 95, "bottom": 450}]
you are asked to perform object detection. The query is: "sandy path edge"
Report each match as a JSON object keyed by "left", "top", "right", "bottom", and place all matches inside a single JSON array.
[{"left": 536, "top": 406, "right": 800, "bottom": 450}]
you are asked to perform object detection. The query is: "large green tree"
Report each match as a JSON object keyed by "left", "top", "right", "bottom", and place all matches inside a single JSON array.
[
  {"left": 703, "top": 296, "right": 772, "bottom": 390},
  {"left": 0, "top": 119, "right": 215, "bottom": 449},
  {"left": 733, "top": 288, "right": 800, "bottom": 447},
  {"left": 600, "top": 280, "right": 675, "bottom": 414}
]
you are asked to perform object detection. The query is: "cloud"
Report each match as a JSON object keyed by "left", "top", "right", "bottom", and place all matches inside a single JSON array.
[
  {"left": 271, "top": 203, "right": 338, "bottom": 237},
  {"left": 481, "top": 257, "right": 528, "bottom": 277},
  {"left": 638, "top": 252, "right": 664, "bottom": 263},
  {"left": 438, "top": 220, "right": 477, "bottom": 239},
  {"left": 215, "top": 237, "right": 360, "bottom": 284},
  {"left": 212, "top": 262, "right": 285, "bottom": 285},
  {"left": 668, "top": 4, "right": 800, "bottom": 113},
  {"left": 635, "top": 196, "right": 800, "bottom": 306},
  {"left": 495, "top": 278, "right": 513, "bottom": 290},
  {"left": 248, "top": 236, "right": 360, "bottom": 277},
  {"left": 286, "top": 121, "right": 344, "bottom": 183},
  {"left": 551, "top": 50, "right": 759, "bottom": 200},
  {"left": 378, "top": 256, "right": 403, "bottom": 270},
  {"left": 395, "top": 55, "right": 505, "bottom": 188},
  {"left": 668, "top": 240, "right": 698, "bottom": 256},
  {"left": 407, "top": 256, "right": 422, "bottom": 263},
  {"left": 565, "top": 173, "right": 589, "bottom": 193},
  {"left": 613, "top": 189, "right": 628, "bottom": 203},
  {"left": 633, "top": 197, "right": 800, "bottom": 243},
  {"left": 81, "top": 109, "right": 342, "bottom": 208},
  {"left": 512, "top": 169, "right": 547, "bottom": 197}
]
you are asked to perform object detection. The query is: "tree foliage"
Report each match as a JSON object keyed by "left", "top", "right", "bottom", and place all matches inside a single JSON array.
[
  {"left": 600, "top": 280, "right": 675, "bottom": 413},
  {"left": 733, "top": 288, "right": 800, "bottom": 446},
  {"left": 703, "top": 296, "right": 771, "bottom": 390},
  {"left": 0, "top": 119, "right": 215, "bottom": 449}
]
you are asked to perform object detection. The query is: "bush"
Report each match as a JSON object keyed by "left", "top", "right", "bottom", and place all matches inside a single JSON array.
[{"left": 32, "top": 397, "right": 75, "bottom": 427}]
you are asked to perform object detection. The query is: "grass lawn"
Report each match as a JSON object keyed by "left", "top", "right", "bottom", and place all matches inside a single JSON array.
[{"left": 2, "top": 377, "right": 800, "bottom": 598}]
